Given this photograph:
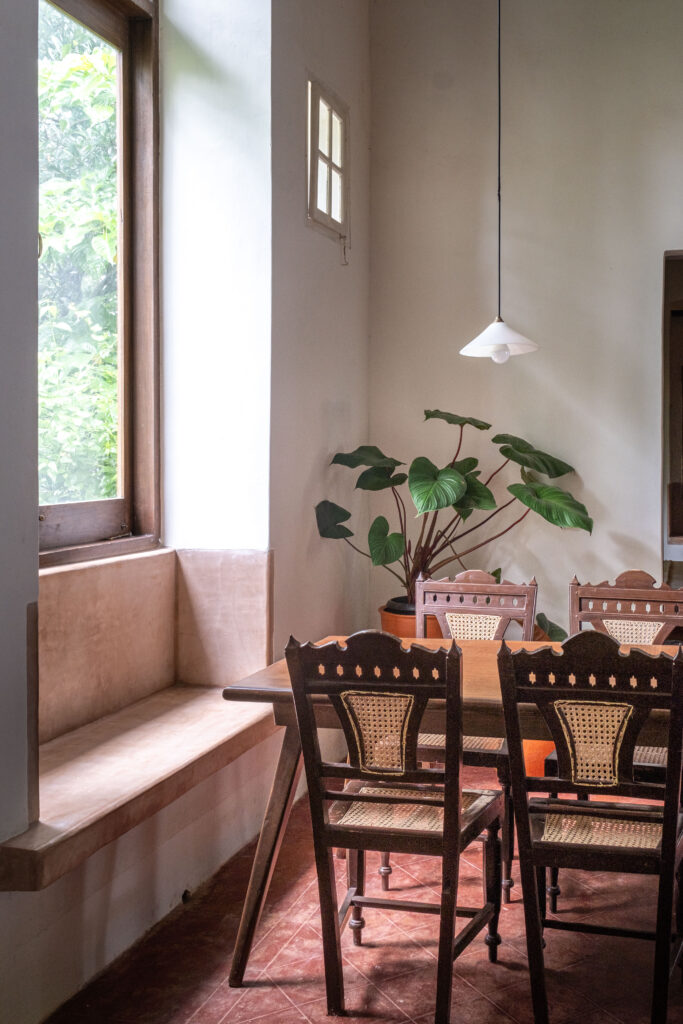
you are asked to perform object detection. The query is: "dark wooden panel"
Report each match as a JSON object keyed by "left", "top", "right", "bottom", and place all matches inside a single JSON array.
[
  {"left": 52, "top": 0, "right": 129, "bottom": 48},
  {"left": 39, "top": 533, "right": 158, "bottom": 568},
  {"left": 39, "top": 498, "right": 129, "bottom": 550}
]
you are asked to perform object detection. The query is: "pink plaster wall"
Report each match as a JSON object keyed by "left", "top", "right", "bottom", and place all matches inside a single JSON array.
[
  {"left": 175, "top": 549, "right": 273, "bottom": 686},
  {"left": 38, "top": 550, "right": 176, "bottom": 742}
]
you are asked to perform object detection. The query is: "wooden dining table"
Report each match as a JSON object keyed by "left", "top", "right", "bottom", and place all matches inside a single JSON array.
[{"left": 222, "top": 635, "right": 673, "bottom": 987}]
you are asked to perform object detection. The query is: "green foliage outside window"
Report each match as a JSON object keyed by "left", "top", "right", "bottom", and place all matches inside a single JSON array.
[{"left": 38, "top": 1, "right": 120, "bottom": 504}]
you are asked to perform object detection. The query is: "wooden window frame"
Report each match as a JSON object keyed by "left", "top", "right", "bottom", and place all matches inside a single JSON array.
[
  {"left": 307, "top": 78, "right": 349, "bottom": 241},
  {"left": 39, "top": 0, "right": 159, "bottom": 568}
]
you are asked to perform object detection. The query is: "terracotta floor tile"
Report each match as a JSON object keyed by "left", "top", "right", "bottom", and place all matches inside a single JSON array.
[
  {"left": 300, "top": 979, "right": 413, "bottom": 1022},
  {"left": 42, "top": 793, "right": 682, "bottom": 1024}
]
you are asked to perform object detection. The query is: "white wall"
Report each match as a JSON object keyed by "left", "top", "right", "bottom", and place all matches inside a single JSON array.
[
  {"left": 368, "top": 0, "right": 683, "bottom": 628},
  {"left": 0, "top": 0, "right": 38, "bottom": 841},
  {"left": 270, "top": 0, "right": 372, "bottom": 655},
  {"left": 162, "top": 0, "right": 272, "bottom": 551},
  {"left": 1, "top": 4, "right": 279, "bottom": 1022}
]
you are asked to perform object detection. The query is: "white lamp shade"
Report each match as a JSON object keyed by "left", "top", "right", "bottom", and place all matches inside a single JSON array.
[{"left": 459, "top": 318, "right": 539, "bottom": 360}]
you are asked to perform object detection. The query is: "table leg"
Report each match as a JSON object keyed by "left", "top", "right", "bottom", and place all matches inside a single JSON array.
[{"left": 229, "top": 723, "right": 303, "bottom": 987}]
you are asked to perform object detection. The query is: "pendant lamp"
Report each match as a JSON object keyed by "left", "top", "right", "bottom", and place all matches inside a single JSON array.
[{"left": 460, "top": 0, "right": 538, "bottom": 364}]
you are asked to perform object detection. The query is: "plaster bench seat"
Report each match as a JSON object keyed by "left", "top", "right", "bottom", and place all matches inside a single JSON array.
[{"left": 0, "top": 685, "right": 278, "bottom": 891}]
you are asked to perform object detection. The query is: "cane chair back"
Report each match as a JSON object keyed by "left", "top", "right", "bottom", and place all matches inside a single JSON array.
[
  {"left": 412, "top": 571, "right": 536, "bottom": 903},
  {"left": 286, "top": 631, "right": 504, "bottom": 1024},
  {"left": 498, "top": 630, "right": 683, "bottom": 1024},
  {"left": 416, "top": 570, "right": 537, "bottom": 642},
  {"left": 569, "top": 570, "right": 683, "bottom": 645},
  {"left": 286, "top": 631, "right": 461, "bottom": 850}
]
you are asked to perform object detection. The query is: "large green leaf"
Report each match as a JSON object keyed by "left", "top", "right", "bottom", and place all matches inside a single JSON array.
[
  {"left": 536, "top": 613, "right": 568, "bottom": 642},
  {"left": 368, "top": 516, "right": 405, "bottom": 566},
  {"left": 454, "top": 473, "right": 497, "bottom": 512},
  {"left": 332, "top": 445, "right": 403, "bottom": 470},
  {"left": 424, "top": 409, "right": 492, "bottom": 430},
  {"left": 356, "top": 466, "right": 408, "bottom": 491},
  {"left": 409, "top": 457, "right": 467, "bottom": 515},
  {"left": 315, "top": 500, "right": 353, "bottom": 539},
  {"left": 492, "top": 434, "right": 574, "bottom": 478},
  {"left": 508, "top": 480, "right": 593, "bottom": 532},
  {"left": 452, "top": 457, "right": 479, "bottom": 475}
]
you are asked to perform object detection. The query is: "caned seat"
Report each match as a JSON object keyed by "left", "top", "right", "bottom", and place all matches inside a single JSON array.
[
  {"left": 544, "top": 571, "right": 683, "bottom": 910},
  {"left": 499, "top": 631, "right": 683, "bottom": 1024},
  {"left": 286, "top": 631, "right": 503, "bottom": 1024},
  {"left": 390, "top": 570, "right": 536, "bottom": 903}
]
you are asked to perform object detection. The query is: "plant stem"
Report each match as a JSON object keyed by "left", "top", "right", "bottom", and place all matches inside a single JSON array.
[
  {"left": 449, "top": 425, "right": 464, "bottom": 466},
  {"left": 343, "top": 537, "right": 372, "bottom": 559},
  {"left": 431, "top": 496, "right": 517, "bottom": 559},
  {"left": 484, "top": 458, "right": 510, "bottom": 487},
  {"left": 429, "top": 506, "right": 531, "bottom": 574},
  {"left": 392, "top": 485, "right": 410, "bottom": 581},
  {"left": 343, "top": 537, "right": 407, "bottom": 589}
]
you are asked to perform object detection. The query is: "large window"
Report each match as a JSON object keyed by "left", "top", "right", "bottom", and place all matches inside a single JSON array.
[{"left": 38, "top": 0, "right": 158, "bottom": 564}]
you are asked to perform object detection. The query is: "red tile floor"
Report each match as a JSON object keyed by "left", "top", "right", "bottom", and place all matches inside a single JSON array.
[{"left": 46, "top": 767, "right": 683, "bottom": 1024}]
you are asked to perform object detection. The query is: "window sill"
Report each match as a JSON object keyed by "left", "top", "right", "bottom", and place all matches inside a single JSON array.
[
  {"left": 39, "top": 533, "right": 160, "bottom": 569},
  {"left": 0, "top": 686, "right": 278, "bottom": 890}
]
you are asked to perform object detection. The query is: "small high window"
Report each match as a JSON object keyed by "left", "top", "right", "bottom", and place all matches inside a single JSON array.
[{"left": 307, "top": 79, "right": 349, "bottom": 239}]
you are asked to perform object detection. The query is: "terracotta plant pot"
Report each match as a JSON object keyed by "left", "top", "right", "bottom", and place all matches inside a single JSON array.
[{"left": 378, "top": 597, "right": 442, "bottom": 639}]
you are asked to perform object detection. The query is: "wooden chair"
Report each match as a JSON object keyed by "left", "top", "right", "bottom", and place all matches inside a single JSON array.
[
  {"left": 499, "top": 631, "right": 683, "bottom": 1024},
  {"left": 544, "top": 570, "right": 683, "bottom": 910},
  {"left": 395, "top": 570, "right": 536, "bottom": 903},
  {"left": 286, "top": 631, "right": 503, "bottom": 1024}
]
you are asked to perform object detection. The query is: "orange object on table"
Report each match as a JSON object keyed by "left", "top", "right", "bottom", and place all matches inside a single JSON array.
[{"left": 522, "top": 740, "right": 555, "bottom": 777}]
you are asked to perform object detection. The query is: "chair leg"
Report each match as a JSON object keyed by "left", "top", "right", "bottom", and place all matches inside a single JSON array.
[
  {"left": 483, "top": 821, "right": 502, "bottom": 963},
  {"left": 378, "top": 850, "right": 392, "bottom": 891},
  {"left": 500, "top": 779, "right": 515, "bottom": 903},
  {"left": 347, "top": 848, "right": 366, "bottom": 946},
  {"left": 651, "top": 862, "right": 675, "bottom": 1023},
  {"left": 535, "top": 865, "right": 547, "bottom": 925},
  {"left": 315, "top": 845, "right": 345, "bottom": 1015},
  {"left": 434, "top": 851, "right": 459, "bottom": 1024},
  {"left": 676, "top": 864, "right": 683, "bottom": 982},
  {"left": 518, "top": 856, "right": 549, "bottom": 1024},
  {"left": 546, "top": 867, "right": 560, "bottom": 914}
]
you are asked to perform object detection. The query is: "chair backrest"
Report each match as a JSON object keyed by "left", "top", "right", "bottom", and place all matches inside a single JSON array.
[
  {"left": 285, "top": 631, "right": 462, "bottom": 845},
  {"left": 569, "top": 570, "right": 683, "bottom": 645},
  {"left": 415, "top": 570, "right": 537, "bottom": 641},
  {"left": 498, "top": 631, "right": 683, "bottom": 809}
]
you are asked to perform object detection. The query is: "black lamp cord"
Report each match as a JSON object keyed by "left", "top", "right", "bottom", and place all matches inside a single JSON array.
[{"left": 497, "top": 0, "right": 502, "bottom": 321}]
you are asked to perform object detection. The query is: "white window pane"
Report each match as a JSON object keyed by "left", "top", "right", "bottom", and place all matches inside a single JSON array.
[
  {"left": 318, "top": 100, "right": 330, "bottom": 156},
  {"left": 332, "top": 113, "right": 343, "bottom": 167},
  {"left": 330, "top": 169, "right": 343, "bottom": 223},
  {"left": 317, "top": 159, "right": 329, "bottom": 213}
]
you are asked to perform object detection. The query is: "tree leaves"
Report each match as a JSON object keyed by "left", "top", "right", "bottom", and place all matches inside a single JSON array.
[
  {"left": 424, "top": 410, "right": 492, "bottom": 430},
  {"left": 38, "top": 4, "right": 120, "bottom": 503},
  {"left": 492, "top": 434, "right": 574, "bottom": 478},
  {"left": 409, "top": 458, "right": 467, "bottom": 515},
  {"left": 508, "top": 480, "right": 593, "bottom": 532},
  {"left": 368, "top": 516, "right": 405, "bottom": 566},
  {"left": 315, "top": 501, "right": 353, "bottom": 539}
]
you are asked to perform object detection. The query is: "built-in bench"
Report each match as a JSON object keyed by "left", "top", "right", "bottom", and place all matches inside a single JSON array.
[{"left": 0, "top": 547, "right": 275, "bottom": 891}]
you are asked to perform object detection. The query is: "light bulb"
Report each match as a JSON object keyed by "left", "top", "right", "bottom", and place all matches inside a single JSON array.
[{"left": 490, "top": 344, "right": 510, "bottom": 364}]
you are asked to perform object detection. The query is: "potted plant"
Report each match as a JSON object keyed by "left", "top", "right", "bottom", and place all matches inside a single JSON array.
[{"left": 315, "top": 409, "right": 592, "bottom": 638}]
